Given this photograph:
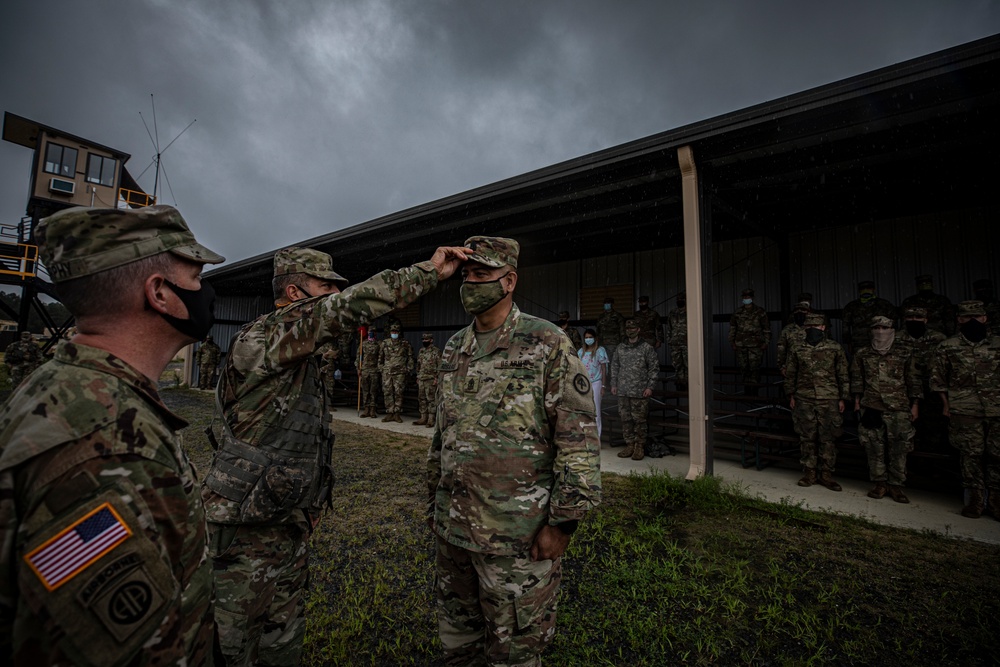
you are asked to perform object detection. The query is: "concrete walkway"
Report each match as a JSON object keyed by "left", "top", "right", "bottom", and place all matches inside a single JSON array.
[{"left": 331, "top": 409, "right": 1000, "bottom": 546}]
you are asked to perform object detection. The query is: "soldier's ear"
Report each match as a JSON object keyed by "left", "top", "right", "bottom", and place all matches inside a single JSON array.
[{"left": 503, "top": 271, "right": 518, "bottom": 293}]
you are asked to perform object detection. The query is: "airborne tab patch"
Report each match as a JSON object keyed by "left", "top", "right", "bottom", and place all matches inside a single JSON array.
[{"left": 25, "top": 503, "right": 132, "bottom": 591}]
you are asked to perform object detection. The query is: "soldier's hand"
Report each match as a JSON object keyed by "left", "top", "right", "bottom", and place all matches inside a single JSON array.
[
  {"left": 642, "top": 388, "right": 653, "bottom": 398},
  {"left": 530, "top": 525, "right": 570, "bottom": 561},
  {"left": 611, "top": 386, "right": 618, "bottom": 396},
  {"left": 789, "top": 395, "right": 796, "bottom": 409},
  {"left": 837, "top": 399, "right": 845, "bottom": 414},
  {"left": 430, "top": 246, "right": 474, "bottom": 281},
  {"left": 910, "top": 403, "right": 919, "bottom": 422}
]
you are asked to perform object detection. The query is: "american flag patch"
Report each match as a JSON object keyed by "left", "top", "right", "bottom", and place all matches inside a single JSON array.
[{"left": 25, "top": 503, "right": 132, "bottom": 591}]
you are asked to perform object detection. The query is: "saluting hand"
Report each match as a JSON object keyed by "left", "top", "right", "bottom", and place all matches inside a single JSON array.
[{"left": 430, "top": 246, "right": 474, "bottom": 281}]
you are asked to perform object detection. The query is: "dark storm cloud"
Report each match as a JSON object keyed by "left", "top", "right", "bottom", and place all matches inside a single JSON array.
[{"left": 1, "top": 0, "right": 997, "bottom": 264}]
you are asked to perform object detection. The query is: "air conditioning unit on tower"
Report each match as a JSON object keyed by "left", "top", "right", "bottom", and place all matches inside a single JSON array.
[{"left": 49, "top": 178, "right": 75, "bottom": 195}]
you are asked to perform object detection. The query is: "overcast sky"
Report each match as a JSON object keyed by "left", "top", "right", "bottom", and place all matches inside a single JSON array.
[{"left": 2, "top": 0, "right": 997, "bottom": 266}]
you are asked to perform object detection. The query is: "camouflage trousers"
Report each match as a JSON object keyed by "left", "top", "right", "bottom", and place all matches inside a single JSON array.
[
  {"left": 793, "top": 398, "right": 842, "bottom": 472},
  {"left": 381, "top": 371, "right": 406, "bottom": 414},
  {"left": 735, "top": 345, "right": 764, "bottom": 384},
  {"left": 417, "top": 377, "right": 438, "bottom": 416},
  {"left": 948, "top": 414, "right": 1000, "bottom": 491},
  {"left": 435, "top": 537, "right": 560, "bottom": 667},
  {"left": 198, "top": 362, "right": 216, "bottom": 389},
  {"left": 618, "top": 396, "right": 649, "bottom": 449},
  {"left": 670, "top": 344, "right": 688, "bottom": 384},
  {"left": 209, "top": 522, "right": 310, "bottom": 667},
  {"left": 360, "top": 371, "right": 379, "bottom": 409},
  {"left": 858, "top": 409, "right": 914, "bottom": 486}
]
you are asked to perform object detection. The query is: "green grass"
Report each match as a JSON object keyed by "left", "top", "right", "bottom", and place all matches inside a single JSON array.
[{"left": 164, "top": 386, "right": 1000, "bottom": 666}]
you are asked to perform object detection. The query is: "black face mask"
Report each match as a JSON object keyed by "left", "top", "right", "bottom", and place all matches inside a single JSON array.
[
  {"left": 805, "top": 328, "right": 824, "bottom": 346},
  {"left": 904, "top": 321, "right": 927, "bottom": 338},
  {"left": 160, "top": 279, "right": 216, "bottom": 341},
  {"left": 793, "top": 312, "right": 806, "bottom": 326},
  {"left": 676, "top": 300, "right": 686, "bottom": 309},
  {"left": 961, "top": 319, "right": 988, "bottom": 343},
  {"left": 422, "top": 341, "right": 431, "bottom": 347}
]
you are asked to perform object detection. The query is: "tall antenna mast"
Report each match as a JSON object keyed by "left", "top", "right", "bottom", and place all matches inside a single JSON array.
[{"left": 136, "top": 94, "right": 195, "bottom": 204}]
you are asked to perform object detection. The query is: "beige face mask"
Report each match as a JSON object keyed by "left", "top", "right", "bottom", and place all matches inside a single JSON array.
[{"left": 871, "top": 327, "right": 895, "bottom": 354}]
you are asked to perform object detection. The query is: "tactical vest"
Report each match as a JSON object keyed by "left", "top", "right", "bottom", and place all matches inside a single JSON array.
[{"left": 204, "top": 353, "right": 334, "bottom": 524}]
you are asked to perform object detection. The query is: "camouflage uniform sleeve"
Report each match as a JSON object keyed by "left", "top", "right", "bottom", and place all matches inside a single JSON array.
[
  {"left": 835, "top": 346, "right": 850, "bottom": 400},
  {"left": 849, "top": 350, "right": 864, "bottom": 397},
  {"left": 256, "top": 263, "right": 437, "bottom": 372},
  {"left": 785, "top": 348, "right": 799, "bottom": 396},
  {"left": 759, "top": 309, "right": 771, "bottom": 345},
  {"left": 406, "top": 342, "right": 415, "bottom": 373},
  {"left": 608, "top": 347, "right": 620, "bottom": 389},
  {"left": 545, "top": 336, "right": 601, "bottom": 523},
  {"left": 654, "top": 312, "right": 664, "bottom": 345},
  {"left": 644, "top": 345, "right": 660, "bottom": 390},
  {"left": 928, "top": 344, "right": 949, "bottom": 394},
  {"left": 905, "top": 351, "right": 922, "bottom": 400},
  {"left": 728, "top": 313, "right": 737, "bottom": 344}
]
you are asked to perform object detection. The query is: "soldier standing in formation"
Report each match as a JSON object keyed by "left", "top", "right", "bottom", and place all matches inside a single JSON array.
[
  {"left": 972, "top": 278, "right": 1000, "bottom": 336},
  {"left": 632, "top": 295, "right": 663, "bottom": 350},
  {"left": 413, "top": 332, "right": 441, "bottom": 427},
  {"left": 666, "top": 292, "right": 688, "bottom": 391},
  {"left": 896, "top": 306, "right": 948, "bottom": 453},
  {"left": 428, "top": 236, "right": 600, "bottom": 666},
  {"left": 0, "top": 205, "right": 223, "bottom": 664},
  {"left": 901, "top": 274, "right": 955, "bottom": 336},
  {"left": 556, "top": 310, "right": 583, "bottom": 350},
  {"left": 3, "top": 331, "right": 42, "bottom": 388},
  {"left": 786, "top": 312, "right": 850, "bottom": 492},
  {"left": 378, "top": 323, "right": 414, "bottom": 423},
  {"left": 841, "top": 280, "right": 898, "bottom": 357},
  {"left": 930, "top": 300, "right": 1000, "bottom": 519},
  {"left": 850, "top": 315, "right": 922, "bottom": 503},
  {"left": 356, "top": 328, "right": 381, "bottom": 417},
  {"left": 729, "top": 288, "right": 770, "bottom": 393},
  {"left": 776, "top": 298, "right": 811, "bottom": 376},
  {"left": 203, "top": 244, "right": 469, "bottom": 665},
  {"left": 318, "top": 343, "right": 341, "bottom": 412},
  {"left": 596, "top": 296, "right": 626, "bottom": 362},
  {"left": 610, "top": 318, "right": 660, "bottom": 461},
  {"left": 196, "top": 333, "right": 221, "bottom": 389}
]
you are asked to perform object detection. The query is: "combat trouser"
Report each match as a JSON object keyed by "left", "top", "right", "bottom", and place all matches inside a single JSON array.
[
  {"left": 618, "top": 395, "right": 649, "bottom": 450},
  {"left": 435, "top": 537, "right": 560, "bottom": 667},
  {"left": 417, "top": 377, "right": 437, "bottom": 417},
  {"left": 735, "top": 345, "right": 764, "bottom": 384},
  {"left": 670, "top": 344, "right": 688, "bottom": 385},
  {"left": 381, "top": 371, "right": 407, "bottom": 414},
  {"left": 793, "top": 397, "right": 842, "bottom": 472},
  {"left": 209, "top": 522, "right": 310, "bottom": 667},
  {"left": 948, "top": 414, "right": 1000, "bottom": 491},
  {"left": 858, "top": 409, "right": 915, "bottom": 486},
  {"left": 360, "top": 371, "right": 379, "bottom": 409}
]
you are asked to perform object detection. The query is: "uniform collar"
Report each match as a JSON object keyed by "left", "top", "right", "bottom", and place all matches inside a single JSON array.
[{"left": 459, "top": 303, "right": 521, "bottom": 359}]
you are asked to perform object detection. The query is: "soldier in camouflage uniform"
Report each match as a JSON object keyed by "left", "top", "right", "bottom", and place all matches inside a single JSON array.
[
  {"left": 786, "top": 312, "right": 850, "bottom": 491},
  {"left": 3, "top": 331, "right": 42, "bottom": 388},
  {"left": 414, "top": 332, "right": 441, "bottom": 426},
  {"left": 318, "top": 343, "right": 340, "bottom": 411},
  {"left": 777, "top": 299, "right": 811, "bottom": 376},
  {"left": 556, "top": 310, "right": 583, "bottom": 351},
  {"left": 850, "top": 316, "right": 922, "bottom": 503},
  {"left": 666, "top": 293, "right": 688, "bottom": 390},
  {"left": 428, "top": 236, "right": 600, "bottom": 667},
  {"left": 610, "top": 319, "right": 660, "bottom": 461},
  {"left": 729, "top": 288, "right": 770, "bottom": 393},
  {"left": 896, "top": 306, "right": 948, "bottom": 453},
  {"left": 841, "top": 280, "right": 898, "bottom": 357},
  {"left": 930, "top": 300, "right": 1000, "bottom": 519},
  {"left": 632, "top": 295, "right": 663, "bottom": 350},
  {"left": 901, "top": 274, "right": 955, "bottom": 336},
  {"left": 0, "top": 205, "right": 223, "bottom": 664},
  {"left": 204, "top": 244, "right": 470, "bottom": 666},
  {"left": 378, "top": 323, "right": 414, "bottom": 423},
  {"left": 596, "top": 296, "right": 626, "bottom": 363},
  {"left": 972, "top": 279, "right": 1000, "bottom": 336},
  {"left": 356, "top": 328, "right": 380, "bottom": 417},
  {"left": 196, "top": 334, "right": 222, "bottom": 389}
]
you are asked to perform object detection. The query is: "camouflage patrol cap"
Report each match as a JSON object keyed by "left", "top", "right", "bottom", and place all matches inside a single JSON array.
[
  {"left": 904, "top": 306, "right": 928, "bottom": 319},
  {"left": 638, "top": 295, "right": 650, "bottom": 303},
  {"left": 273, "top": 247, "right": 348, "bottom": 285},
  {"left": 558, "top": 310, "right": 571, "bottom": 320},
  {"left": 870, "top": 315, "right": 894, "bottom": 328},
  {"left": 422, "top": 332, "right": 433, "bottom": 341},
  {"left": 858, "top": 280, "right": 875, "bottom": 290},
  {"left": 37, "top": 205, "right": 224, "bottom": 283},
  {"left": 604, "top": 296, "right": 615, "bottom": 304},
  {"left": 793, "top": 300, "right": 811, "bottom": 312},
  {"left": 796, "top": 292, "right": 813, "bottom": 303},
  {"left": 741, "top": 288, "right": 754, "bottom": 297},
  {"left": 389, "top": 323, "right": 402, "bottom": 332},
  {"left": 804, "top": 313, "right": 825, "bottom": 327},
  {"left": 915, "top": 274, "right": 933, "bottom": 286},
  {"left": 625, "top": 318, "right": 639, "bottom": 328},
  {"left": 463, "top": 236, "right": 519, "bottom": 269},
  {"left": 958, "top": 300, "right": 986, "bottom": 317}
]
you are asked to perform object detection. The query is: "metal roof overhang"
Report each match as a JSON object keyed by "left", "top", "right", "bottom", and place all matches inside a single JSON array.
[{"left": 207, "top": 34, "right": 1000, "bottom": 298}]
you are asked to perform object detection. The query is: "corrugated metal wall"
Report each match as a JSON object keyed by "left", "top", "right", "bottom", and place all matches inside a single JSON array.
[{"left": 208, "top": 207, "right": 994, "bottom": 371}]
